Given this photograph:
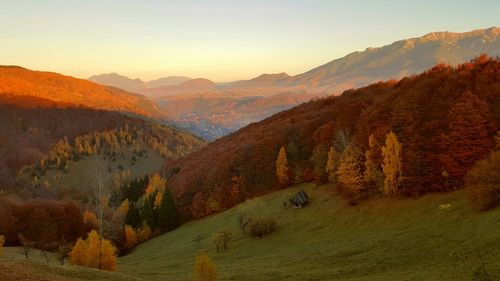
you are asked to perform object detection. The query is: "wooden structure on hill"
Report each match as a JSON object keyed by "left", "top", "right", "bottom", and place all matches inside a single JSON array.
[{"left": 289, "top": 190, "right": 308, "bottom": 208}]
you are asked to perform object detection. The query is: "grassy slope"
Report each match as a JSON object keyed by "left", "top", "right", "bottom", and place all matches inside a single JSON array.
[
  {"left": 0, "top": 247, "right": 138, "bottom": 281},
  {"left": 119, "top": 184, "right": 500, "bottom": 281},
  {"left": 2, "top": 184, "right": 499, "bottom": 280}
]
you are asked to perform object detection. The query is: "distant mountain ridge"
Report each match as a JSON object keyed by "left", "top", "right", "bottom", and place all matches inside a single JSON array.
[
  {"left": 89, "top": 27, "right": 500, "bottom": 140},
  {"left": 88, "top": 73, "right": 191, "bottom": 93},
  {"left": 283, "top": 27, "right": 500, "bottom": 92}
]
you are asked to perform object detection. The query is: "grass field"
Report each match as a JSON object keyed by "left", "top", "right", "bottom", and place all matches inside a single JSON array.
[{"left": 3, "top": 183, "right": 499, "bottom": 280}]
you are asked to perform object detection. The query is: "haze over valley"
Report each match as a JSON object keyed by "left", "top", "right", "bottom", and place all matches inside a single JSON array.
[{"left": 90, "top": 27, "right": 500, "bottom": 140}]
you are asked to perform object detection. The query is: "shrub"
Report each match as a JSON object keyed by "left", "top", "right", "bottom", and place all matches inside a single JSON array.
[
  {"left": 249, "top": 217, "right": 277, "bottom": 237},
  {"left": 194, "top": 252, "right": 217, "bottom": 281},
  {"left": 466, "top": 149, "right": 500, "bottom": 211}
]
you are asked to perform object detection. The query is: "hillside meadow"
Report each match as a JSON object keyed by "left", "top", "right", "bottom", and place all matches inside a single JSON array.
[{"left": 2, "top": 183, "right": 498, "bottom": 280}]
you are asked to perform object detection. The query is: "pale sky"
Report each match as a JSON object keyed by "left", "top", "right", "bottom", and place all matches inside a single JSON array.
[{"left": 1, "top": 0, "right": 499, "bottom": 82}]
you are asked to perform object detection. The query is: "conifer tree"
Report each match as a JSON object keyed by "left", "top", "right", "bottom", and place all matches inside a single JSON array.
[
  {"left": 381, "top": 131, "right": 403, "bottom": 196},
  {"left": 141, "top": 192, "right": 157, "bottom": 229},
  {"left": 125, "top": 203, "right": 141, "bottom": 229},
  {"left": 157, "top": 189, "right": 180, "bottom": 231}
]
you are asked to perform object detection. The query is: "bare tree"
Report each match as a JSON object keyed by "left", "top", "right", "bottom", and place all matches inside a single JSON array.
[{"left": 85, "top": 156, "right": 116, "bottom": 269}]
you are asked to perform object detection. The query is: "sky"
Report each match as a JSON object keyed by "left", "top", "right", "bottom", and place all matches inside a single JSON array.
[{"left": 1, "top": 0, "right": 499, "bottom": 82}]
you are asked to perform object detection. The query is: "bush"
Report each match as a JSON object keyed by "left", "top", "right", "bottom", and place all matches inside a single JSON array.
[
  {"left": 249, "top": 217, "right": 277, "bottom": 237},
  {"left": 466, "top": 149, "right": 500, "bottom": 211}
]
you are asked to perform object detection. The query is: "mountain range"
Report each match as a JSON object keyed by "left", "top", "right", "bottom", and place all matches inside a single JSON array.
[
  {"left": 91, "top": 27, "right": 500, "bottom": 140},
  {"left": 88, "top": 73, "right": 192, "bottom": 93}
]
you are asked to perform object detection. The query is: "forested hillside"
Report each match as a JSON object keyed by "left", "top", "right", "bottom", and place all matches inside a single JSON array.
[
  {"left": 0, "top": 96, "right": 204, "bottom": 189},
  {"left": 164, "top": 56, "right": 499, "bottom": 220},
  {"left": 0, "top": 66, "right": 160, "bottom": 117}
]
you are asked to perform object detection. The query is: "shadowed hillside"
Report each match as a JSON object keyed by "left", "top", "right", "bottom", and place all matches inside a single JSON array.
[{"left": 0, "top": 96, "right": 204, "bottom": 189}]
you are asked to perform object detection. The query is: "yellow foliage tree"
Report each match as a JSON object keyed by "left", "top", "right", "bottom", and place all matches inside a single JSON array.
[
  {"left": 69, "top": 230, "right": 117, "bottom": 271},
  {"left": 69, "top": 238, "right": 88, "bottom": 265},
  {"left": 124, "top": 225, "right": 138, "bottom": 250},
  {"left": 276, "top": 146, "right": 289, "bottom": 186},
  {"left": 381, "top": 131, "right": 403, "bottom": 196},
  {"left": 326, "top": 147, "right": 338, "bottom": 183},
  {"left": 154, "top": 191, "right": 163, "bottom": 209},
  {"left": 364, "top": 134, "right": 383, "bottom": 188},
  {"left": 114, "top": 199, "right": 130, "bottom": 221},
  {"left": 0, "top": 235, "right": 5, "bottom": 257},
  {"left": 137, "top": 221, "right": 152, "bottom": 243},
  {"left": 194, "top": 252, "right": 218, "bottom": 281},
  {"left": 83, "top": 210, "right": 98, "bottom": 229},
  {"left": 336, "top": 143, "right": 364, "bottom": 191},
  {"left": 145, "top": 173, "right": 167, "bottom": 195}
]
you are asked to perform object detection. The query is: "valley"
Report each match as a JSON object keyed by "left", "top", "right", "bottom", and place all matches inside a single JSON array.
[{"left": 89, "top": 28, "right": 500, "bottom": 140}]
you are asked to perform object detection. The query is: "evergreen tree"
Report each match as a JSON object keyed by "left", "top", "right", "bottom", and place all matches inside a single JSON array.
[
  {"left": 157, "top": 189, "right": 180, "bottom": 231},
  {"left": 125, "top": 203, "right": 141, "bottom": 229},
  {"left": 141, "top": 192, "right": 157, "bottom": 230}
]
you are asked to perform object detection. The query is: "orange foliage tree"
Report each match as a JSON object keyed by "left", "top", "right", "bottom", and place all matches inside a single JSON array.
[
  {"left": 439, "top": 91, "right": 495, "bottom": 186},
  {"left": 83, "top": 210, "right": 98, "bottom": 229},
  {"left": 276, "top": 146, "right": 290, "bottom": 186},
  {"left": 124, "top": 225, "right": 138, "bottom": 250}
]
